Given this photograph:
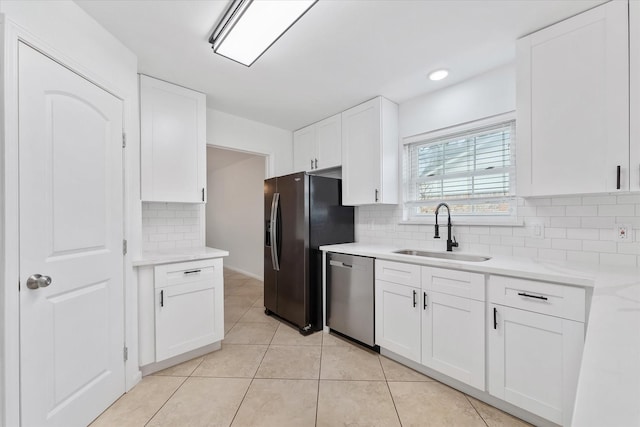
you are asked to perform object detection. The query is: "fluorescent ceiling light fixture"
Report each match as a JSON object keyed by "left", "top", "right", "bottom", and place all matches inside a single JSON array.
[
  {"left": 210, "top": 0, "right": 317, "bottom": 66},
  {"left": 428, "top": 69, "right": 449, "bottom": 81}
]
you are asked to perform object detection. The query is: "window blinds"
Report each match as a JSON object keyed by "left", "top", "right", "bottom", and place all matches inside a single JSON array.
[{"left": 405, "top": 120, "right": 515, "bottom": 216}]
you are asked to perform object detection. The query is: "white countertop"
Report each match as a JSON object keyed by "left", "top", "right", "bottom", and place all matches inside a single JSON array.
[
  {"left": 133, "top": 247, "right": 229, "bottom": 267},
  {"left": 319, "top": 242, "right": 640, "bottom": 426}
]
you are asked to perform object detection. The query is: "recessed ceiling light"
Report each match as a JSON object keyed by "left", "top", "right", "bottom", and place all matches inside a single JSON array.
[{"left": 428, "top": 69, "right": 449, "bottom": 81}]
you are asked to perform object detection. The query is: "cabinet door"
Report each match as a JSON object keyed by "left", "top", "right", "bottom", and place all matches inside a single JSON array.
[
  {"left": 140, "top": 75, "right": 206, "bottom": 202},
  {"left": 631, "top": 0, "right": 640, "bottom": 192},
  {"left": 421, "top": 291, "right": 484, "bottom": 389},
  {"left": 516, "top": 1, "right": 629, "bottom": 196},
  {"left": 155, "top": 279, "right": 224, "bottom": 362},
  {"left": 293, "top": 125, "right": 316, "bottom": 172},
  {"left": 316, "top": 114, "right": 341, "bottom": 170},
  {"left": 342, "top": 98, "right": 381, "bottom": 205},
  {"left": 375, "top": 280, "right": 421, "bottom": 363},
  {"left": 489, "top": 304, "right": 584, "bottom": 426}
]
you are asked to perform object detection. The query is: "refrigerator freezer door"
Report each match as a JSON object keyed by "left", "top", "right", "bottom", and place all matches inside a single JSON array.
[
  {"left": 263, "top": 178, "right": 277, "bottom": 313},
  {"left": 274, "top": 173, "right": 309, "bottom": 328}
]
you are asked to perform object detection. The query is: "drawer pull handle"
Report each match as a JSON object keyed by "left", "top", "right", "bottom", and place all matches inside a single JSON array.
[
  {"left": 184, "top": 269, "right": 202, "bottom": 275},
  {"left": 493, "top": 307, "right": 497, "bottom": 330},
  {"left": 518, "top": 292, "right": 548, "bottom": 301},
  {"left": 412, "top": 290, "right": 417, "bottom": 308}
]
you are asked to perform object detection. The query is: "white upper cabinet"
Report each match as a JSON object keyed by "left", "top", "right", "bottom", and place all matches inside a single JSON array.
[
  {"left": 140, "top": 75, "right": 206, "bottom": 203},
  {"left": 516, "top": 1, "right": 629, "bottom": 196},
  {"left": 293, "top": 113, "right": 342, "bottom": 173},
  {"left": 341, "top": 96, "right": 398, "bottom": 205},
  {"left": 631, "top": 0, "right": 640, "bottom": 192}
]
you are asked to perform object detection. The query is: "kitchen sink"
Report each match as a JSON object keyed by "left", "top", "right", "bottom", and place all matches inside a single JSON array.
[{"left": 393, "top": 249, "right": 491, "bottom": 262}]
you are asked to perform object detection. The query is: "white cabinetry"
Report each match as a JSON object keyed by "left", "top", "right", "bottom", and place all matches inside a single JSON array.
[
  {"left": 422, "top": 267, "right": 485, "bottom": 390},
  {"left": 631, "top": 0, "right": 640, "bottom": 192},
  {"left": 374, "top": 261, "right": 485, "bottom": 389},
  {"left": 140, "top": 75, "right": 206, "bottom": 202},
  {"left": 138, "top": 258, "right": 224, "bottom": 366},
  {"left": 489, "top": 275, "right": 585, "bottom": 426},
  {"left": 341, "top": 96, "right": 398, "bottom": 205},
  {"left": 375, "top": 261, "right": 421, "bottom": 363},
  {"left": 516, "top": 1, "right": 630, "bottom": 196},
  {"left": 293, "top": 114, "right": 341, "bottom": 172}
]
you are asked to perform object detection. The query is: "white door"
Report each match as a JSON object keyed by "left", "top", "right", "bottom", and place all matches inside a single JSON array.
[
  {"left": 315, "top": 114, "right": 341, "bottom": 170},
  {"left": 374, "top": 280, "right": 421, "bottom": 363},
  {"left": 293, "top": 125, "right": 316, "bottom": 172},
  {"left": 19, "top": 42, "right": 125, "bottom": 427},
  {"left": 421, "top": 291, "right": 484, "bottom": 390},
  {"left": 489, "top": 304, "right": 584, "bottom": 426}
]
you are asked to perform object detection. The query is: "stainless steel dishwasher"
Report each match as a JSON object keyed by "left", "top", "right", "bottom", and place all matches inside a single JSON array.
[{"left": 327, "top": 252, "right": 375, "bottom": 347}]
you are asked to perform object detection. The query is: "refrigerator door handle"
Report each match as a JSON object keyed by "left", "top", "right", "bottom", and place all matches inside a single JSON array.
[{"left": 270, "top": 192, "right": 280, "bottom": 271}]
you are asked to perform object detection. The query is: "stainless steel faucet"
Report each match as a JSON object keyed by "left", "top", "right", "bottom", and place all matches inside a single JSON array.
[{"left": 434, "top": 202, "right": 458, "bottom": 252}]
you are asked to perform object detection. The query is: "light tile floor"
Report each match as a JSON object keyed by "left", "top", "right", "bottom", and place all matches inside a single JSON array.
[{"left": 92, "top": 269, "right": 531, "bottom": 427}]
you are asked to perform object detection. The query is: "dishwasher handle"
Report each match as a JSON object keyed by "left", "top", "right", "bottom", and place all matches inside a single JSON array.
[{"left": 329, "top": 260, "right": 352, "bottom": 268}]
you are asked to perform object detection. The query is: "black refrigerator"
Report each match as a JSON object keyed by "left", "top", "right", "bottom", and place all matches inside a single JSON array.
[{"left": 264, "top": 172, "right": 354, "bottom": 334}]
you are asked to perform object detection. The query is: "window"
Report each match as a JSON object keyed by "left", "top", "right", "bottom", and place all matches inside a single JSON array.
[{"left": 403, "top": 114, "right": 516, "bottom": 223}]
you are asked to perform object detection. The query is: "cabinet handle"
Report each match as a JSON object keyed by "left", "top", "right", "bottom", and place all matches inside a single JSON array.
[
  {"left": 184, "top": 269, "right": 201, "bottom": 275},
  {"left": 493, "top": 307, "right": 497, "bottom": 330},
  {"left": 160, "top": 290, "right": 164, "bottom": 307},
  {"left": 202, "top": 187, "right": 205, "bottom": 202},
  {"left": 423, "top": 292, "right": 428, "bottom": 309},
  {"left": 315, "top": 158, "right": 318, "bottom": 169},
  {"left": 412, "top": 290, "right": 417, "bottom": 308},
  {"left": 517, "top": 292, "right": 548, "bottom": 301},
  {"left": 616, "top": 165, "right": 621, "bottom": 190},
  {"left": 375, "top": 189, "right": 379, "bottom": 202}
]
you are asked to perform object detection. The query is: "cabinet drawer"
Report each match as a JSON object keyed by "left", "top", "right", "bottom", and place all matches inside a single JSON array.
[
  {"left": 490, "top": 275, "right": 585, "bottom": 322},
  {"left": 375, "top": 260, "right": 421, "bottom": 287},
  {"left": 422, "top": 266, "right": 485, "bottom": 302},
  {"left": 154, "top": 258, "right": 221, "bottom": 289}
]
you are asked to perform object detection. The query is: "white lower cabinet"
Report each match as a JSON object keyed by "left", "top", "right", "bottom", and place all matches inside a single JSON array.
[
  {"left": 375, "top": 279, "right": 421, "bottom": 363},
  {"left": 489, "top": 275, "right": 585, "bottom": 426},
  {"left": 422, "top": 291, "right": 485, "bottom": 390},
  {"left": 138, "top": 258, "right": 224, "bottom": 366},
  {"left": 375, "top": 261, "right": 485, "bottom": 389}
]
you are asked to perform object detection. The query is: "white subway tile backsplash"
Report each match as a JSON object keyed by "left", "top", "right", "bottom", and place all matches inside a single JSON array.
[
  {"left": 356, "top": 194, "right": 640, "bottom": 267},
  {"left": 598, "top": 204, "right": 635, "bottom": 216},
  {"left": 582, "top": 195, "right": 617, "bottom": 205},
  {"left": 582, "top": 240, "right": 617, "bottom": 253},
  {"left": 142, "top": 202, "right": 203, "bottom": 251}
]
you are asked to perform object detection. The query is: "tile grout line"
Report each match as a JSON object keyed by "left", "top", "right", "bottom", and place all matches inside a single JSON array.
[
  {"left": 225, "top": 272, "right": 269, "bottom": 426},
  {"left": 315, "top": 332, "right": 324, "bottom": 427},
  {"left": 379, "top": 355, "right": 404, "bottom": 426},
  {"left": 464, "top": 394, "right": 489, "bottom": 427},
  {"left": 143, "top": 375, "right": 189, "bottom": 427}
]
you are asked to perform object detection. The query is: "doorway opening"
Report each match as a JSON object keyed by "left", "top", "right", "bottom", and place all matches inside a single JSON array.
[{"left": 206, "top": 146, "right": 266, "bottom": 280}]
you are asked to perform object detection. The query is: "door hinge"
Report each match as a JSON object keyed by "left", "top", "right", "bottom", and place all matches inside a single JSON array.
[
  {"left": 123, "top": 346, "right": 128, "bottom": 362},
  {"left": 123, "top": 239, "right": 128, "bottom": 256},
  {"left": 122, "top": 132, "right": 126, "bottom": 148}
]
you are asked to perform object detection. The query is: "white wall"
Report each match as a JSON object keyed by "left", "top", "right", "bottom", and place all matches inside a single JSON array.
[
  {"left": 359, "top": 63, "right": 640, "bottom": 267},
  {"left": 0, "top": 2, "right": 140, "bottom": 425},
  {"left": 207, "top": 108, "right": 293, "bottom": 177},
  {"left": 399, "top": 63, "right": 515, "bottom": 138},
  {"left": 206, "top": 153, "right": 265, "bottom": 279}
]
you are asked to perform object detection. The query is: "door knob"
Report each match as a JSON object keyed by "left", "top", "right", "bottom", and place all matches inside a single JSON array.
[{"left": 26, "top": 274, "right": 52, "bottom": 290}]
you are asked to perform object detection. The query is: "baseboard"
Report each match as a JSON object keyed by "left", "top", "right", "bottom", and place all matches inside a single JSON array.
[
  {"left": 224, "top": 265, "right": 263, "bottom": 281},
  {"left": 140, "top": 341, "right": 222, "bottom": 376}
]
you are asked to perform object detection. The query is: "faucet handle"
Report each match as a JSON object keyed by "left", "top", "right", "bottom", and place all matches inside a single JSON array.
[{"left": 452, "top": 236, "right": 459, "bottom": 248}]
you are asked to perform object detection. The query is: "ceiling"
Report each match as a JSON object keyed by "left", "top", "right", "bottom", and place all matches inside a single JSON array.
[{"left": 76, "top": 0, "right": 604, "bottom": 131}]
